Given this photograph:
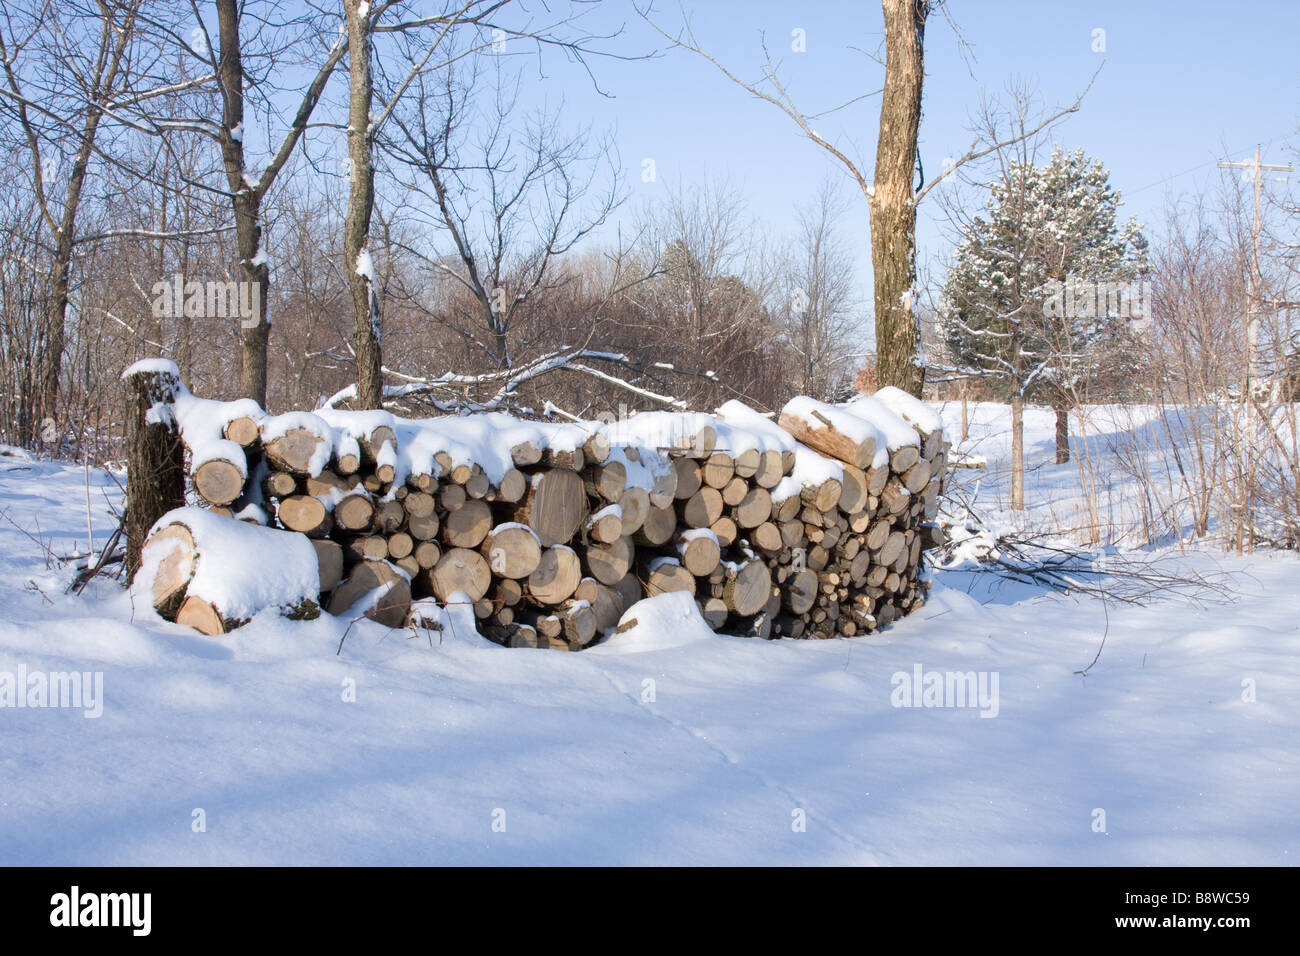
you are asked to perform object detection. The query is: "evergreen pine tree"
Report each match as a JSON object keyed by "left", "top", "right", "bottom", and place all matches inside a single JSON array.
[{"left": 939, "top": 146, "right": 1147, "bottom": 503}]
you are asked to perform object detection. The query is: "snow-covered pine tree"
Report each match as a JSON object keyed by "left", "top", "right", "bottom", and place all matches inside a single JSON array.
[{"left": 938, "top": 146, "right": 1147, "bottom": 506}]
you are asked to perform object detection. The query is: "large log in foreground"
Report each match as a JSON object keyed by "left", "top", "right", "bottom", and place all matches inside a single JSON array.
[
  {"left": 128, "top": 359, "right": 947, "bottom": 649},
  {"left": 132, "top": 506, "right": 321, "bottom": 634}
]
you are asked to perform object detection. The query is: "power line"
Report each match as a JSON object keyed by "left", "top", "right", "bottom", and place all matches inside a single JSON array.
[{"left": 1129, "top": 136, "right": 1287, "bottom": 196}]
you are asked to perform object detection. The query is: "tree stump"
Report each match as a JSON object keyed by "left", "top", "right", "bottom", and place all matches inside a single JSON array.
[{"left": 123, "top": 361, "right": 187, "bottom": 584}]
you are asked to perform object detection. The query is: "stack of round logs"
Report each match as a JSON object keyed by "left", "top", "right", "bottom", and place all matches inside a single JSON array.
[{"left": 163, "top": 398, "right": 947, "bottom": 650}]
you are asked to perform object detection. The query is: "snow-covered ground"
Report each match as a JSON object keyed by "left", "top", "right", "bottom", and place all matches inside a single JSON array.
[{"left": 0, "top": 408, "right": 1296, "bottom": 865}]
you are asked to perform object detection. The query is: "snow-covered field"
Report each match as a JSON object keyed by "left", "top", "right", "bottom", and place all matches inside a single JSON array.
[
  {"left": 937, "top": 400, "right": 1168, "bottom": 540},
  {"left": 0, "top": 408, "right": 1297, "bottom": 866}
]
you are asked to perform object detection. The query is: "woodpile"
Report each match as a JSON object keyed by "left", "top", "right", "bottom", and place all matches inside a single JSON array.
[{"left": 128, "top": 364, "right": 947, "bottom": 650}]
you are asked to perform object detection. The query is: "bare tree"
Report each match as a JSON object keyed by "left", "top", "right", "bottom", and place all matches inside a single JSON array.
[
  {"left": 639, "top": 0, "right": 930, "bottom": 394},
  {"left": 778, "top": 181, "right": 859, "bottom": 401},
  {"left": 616, "top": 178, "right": 787, "bottom": 409},
  {"left": 869, "top": 0, "right": 927, "bottom": 397},
  {"left": 341, "top": 0, "right": 518, "bottom": 408},
  {"left": 0, "top": 163, "right": 48, "bottom": 447},
  {"left": 341, "top": 0, "right": 646, "bottom": 407},
  {"left": 0, "top": 0, "right": 142, "bottom": 441},
  {"left": 265, "top": 181, "right": 350, "bottom": 410},
  {"left": 384, "top": 54, "right": 621, "bottom": 373},
  {"left": 113, "top": 1, "right": 351, "bottom": 407}
]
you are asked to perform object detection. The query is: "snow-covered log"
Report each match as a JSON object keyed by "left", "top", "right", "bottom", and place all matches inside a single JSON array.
[
  {"left": 133, "top": 507, "right": 321, "bottom": 634},
  {"left": 778, "top": 397, "right": 882, "bottom": 470}
]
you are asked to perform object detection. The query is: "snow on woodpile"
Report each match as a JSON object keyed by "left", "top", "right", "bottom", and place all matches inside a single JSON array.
[
  {"left": 841, "top": 393, "right": 921, "bottom": 452},
  {"left": 771, "top": 445, "right": 844, "bottom": 508},
  {"left": 870, "top": 385, "right": 944, "bottom": 437},
  {"left": 600, "top": 590, "right": 719, "bottom": 653},
  {"left": 126, "top": 363, "right": 947, "bottom": 648}
]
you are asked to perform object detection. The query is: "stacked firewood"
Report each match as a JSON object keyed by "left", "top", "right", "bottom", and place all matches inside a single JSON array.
[
  {"left": 767, "top": 397, "right": 946, "bottom": 637},
  {"left": 135, "top": 374, "right": 946, "bottom": 649}
]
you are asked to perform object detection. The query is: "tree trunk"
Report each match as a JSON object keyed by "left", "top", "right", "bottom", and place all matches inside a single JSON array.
[
  {"left": 344, "top": 0, "right": 383, "bottom": 409},
  {"left": 869, "top": 0, "right": 928, "bottom": 398},
  {"left": 216, "top": 0, "right": 271, "bottom": 407},
  {"left": 39, "top": 230, "right": 75, "bottom": 444},
  {"left": 234, "top": 190, "right": 270, "bottom": 406},
  {"left": 1011, "top": 392, "right": 1025, "bottom": 510},
  {"left": 960, "top": 384, "right": 969, "bottom": 443},
  {"left": 124, "top": 364, "right": 187, "bottom": 583},
  {"left": 1053, "top": 396, "right": 1070, "bottom": 464}
]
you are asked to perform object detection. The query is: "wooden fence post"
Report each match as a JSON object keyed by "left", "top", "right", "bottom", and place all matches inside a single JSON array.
[{"left": 123, "top": 361, "right": 186, "bottom": 584}]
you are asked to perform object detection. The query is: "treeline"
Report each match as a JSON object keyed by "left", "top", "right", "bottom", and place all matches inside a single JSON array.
[{"left": 0, "top": 0, "right": 865, "bottom": 457}]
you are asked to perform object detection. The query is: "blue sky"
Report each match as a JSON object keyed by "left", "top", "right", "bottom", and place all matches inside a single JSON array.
[
  {"left": 510, "top": 0, "right": 1300, "bottom": 319},
  {"left": 227, "top": 1, "right": 1299, "bottom": 327}
]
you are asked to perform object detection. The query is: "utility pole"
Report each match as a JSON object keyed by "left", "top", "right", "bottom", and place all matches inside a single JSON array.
[
  {"left": 1217, "top": 146, "right": 1292, "bottom": 552},
  {"left": 1218, "top": 146, "right": 1292, "bottom": 394}
]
